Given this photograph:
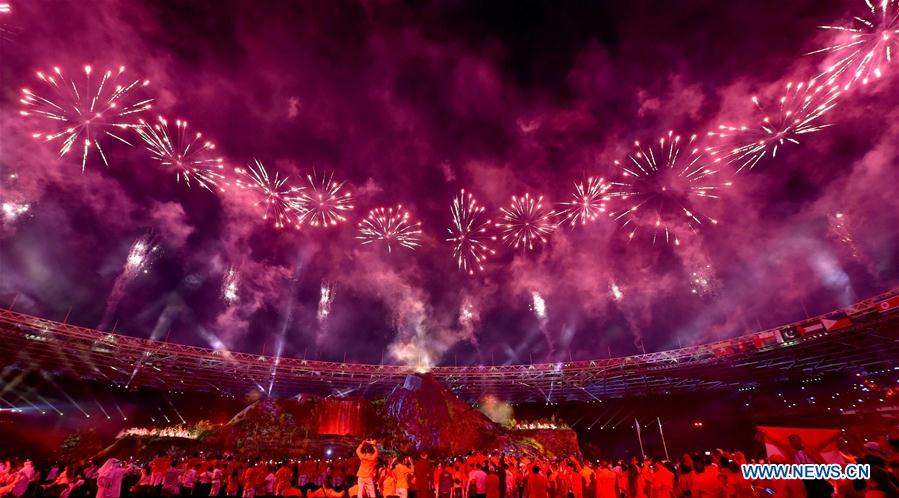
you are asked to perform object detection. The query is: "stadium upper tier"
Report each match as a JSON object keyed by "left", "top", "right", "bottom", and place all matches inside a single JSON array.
[{"left": 1, "top": 289, "right": 897, "bottom": 401}]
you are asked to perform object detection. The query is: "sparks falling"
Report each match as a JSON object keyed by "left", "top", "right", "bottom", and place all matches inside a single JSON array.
[
  {"left": 125, "top": 237, "right": 158, "bottom": 273},
  {"left": 610, "top": 281, "right": 623, "bottom": 301},
  {"left": 609, "top": 131, "right": 730, "bottom": 246},
  {"left": 496, "top": 193, "right": 557, "bottom": 250},
  {"left": 1, "top": 201, "right": 29, "bottom": 222},
  {"left": 689, "top": 264, "right": 720, "bottom": 296},
  {"left": 458, "top": 299, "right": 480, "bottom": 342},
  {"left": 221, "top": 267, "right": 239, "bottom": 304},
  {"left": 317, "top": 282, "right": 335, "bottom": 323},
  {"left": 0, "top": 3, "right": 12, "bottom": 44},
  {"left": 828, "top": 211, "right": 861, "bottom": 257},
  {"left": 136, "top": 116, "right": 225, "bottom": 192},
  {"left": 709, "top": 80, "right": 841, "bottom": 172},
  {"left": 99, "top": 235, "right": 159, "bottom": 329},
  {"left": 559, "top": 177, "right": 612, "bottom": 227},
  {"left": 294, "top": 172, "right": 354, "bottom": 227},
  {"left": 530, "top": 292, "right": 547, "bottom": 319},
  {"left": 234, "top": 159, "right": 304, "bottom": 229},
  {"left": 447, "top": 189, "right": 495, "bottom": 275},
  {"left": 19, "top": 65, "right": 152, "bottom": 172},
  {"left": 356, "top": 205, "right": 422, "bottom": 252},
  {"left": 810, "top": 0, "right": 899, "bottom": 88}
]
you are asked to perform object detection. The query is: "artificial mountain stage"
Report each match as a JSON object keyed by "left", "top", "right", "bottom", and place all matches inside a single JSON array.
[{"left": 98, "top": 374, "right": 581, "bottom": 460}]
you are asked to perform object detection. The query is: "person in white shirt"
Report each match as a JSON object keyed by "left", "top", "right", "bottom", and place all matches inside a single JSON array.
[
  {"left": 182, "top": 466, "right": 199, "bottom": 496},
  {"left": 210, "top": 466, "right": 224, "bottom": 497},
  {"left": 46, "top": 465, "right": 61, "bottom": 483},
  {"left": 264, "top": 471, "right": 276, "bottom": 496},
  {"left": 96, "top": 459, "right": 131, "bottom": 498},
  {"left": 13, "top": 461, "right": 38, "bottom": 498},
  {"left": 163, "top": 466, "right": 184, "bottom": 496},
  {"left": 467, "top": 465, "right": 487, "bottom": 498}
]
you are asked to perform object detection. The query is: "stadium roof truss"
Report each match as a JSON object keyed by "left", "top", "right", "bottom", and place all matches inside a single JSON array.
[{"left": 0, "top": 289, "right": 897, "bottom": 402}]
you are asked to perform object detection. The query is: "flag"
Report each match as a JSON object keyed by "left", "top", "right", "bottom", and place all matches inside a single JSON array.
[
  {"left": 798, "top": 321, "right": 824, "bottom": 335},
  {"left": 753, "top": 330, "right": 777, "bottom": 348},
  {"left": 776, "top": 326, "right": 801, "bottom": 343},
  {"left": 820, "top": 316, "right": 852, "bottom": 331},
  {"left": 711, "top": 343, "right": 734, "bottom": 357},
  {"left": 875, "top": 295, "right": 899, "bottom": 314},
  {"left": 757, "top": 426, "right": 844, "bottom": 464}
]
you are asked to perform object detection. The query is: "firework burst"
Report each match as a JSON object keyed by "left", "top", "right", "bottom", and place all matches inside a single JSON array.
[
  {"left": 447, "top": 189, "right": 495, "bottom": 274},
  {"left": 19, "top": 65, "right": 152, "bottom": 171},
  {"left": 608, "top": 131, "right": 731, "bottom": 246},
  {"left": 234, "top": 159, "right": 304, "bottom": 229},
  {"left": 559, "top": 177, "right": 612, "bottom": 227},
  {"left": 294, "top": 172, "right": 354, "bottom": 227},
  {"left": 810, "top": 0, "right": 899, "bottom": 88},
  {"left": 136, "top": 116, "right": 225, "bottom": 192},
  {"left": 708, "top": 79, "right": 840, "bottom": 172},
  {"left": 496, "top": 193, "right": 557, "bottom": 250},
  {"left": 356, "top": 205, "right": 422, "bottom": 252},
  {"left": 221, "top": 267, "right": 239, "bottom": 304}
]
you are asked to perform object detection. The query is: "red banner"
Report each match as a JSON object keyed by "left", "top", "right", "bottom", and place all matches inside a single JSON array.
[
  {"left": 757, "top": 426, "right": 843, "bottom": 464},
  {"left": 316, "top": 398, "right": 365, "bottom": 436}
]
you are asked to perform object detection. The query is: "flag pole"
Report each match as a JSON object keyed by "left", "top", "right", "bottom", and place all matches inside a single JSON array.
[
  {"left": 658, "top": 417, "right": 670, "bottom": 461},
  {"left": 635, "top": 418, "right": 646, "bottom": 459}
]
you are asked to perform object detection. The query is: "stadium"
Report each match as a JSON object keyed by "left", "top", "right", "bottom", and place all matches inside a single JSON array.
[{"left": 2, "top": 291, "right": 898, "bottom": 401}]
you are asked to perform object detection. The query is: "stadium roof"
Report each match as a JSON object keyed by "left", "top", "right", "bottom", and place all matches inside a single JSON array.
[{"left": 1, "top": 289, "right": 897, "bottom": 402}]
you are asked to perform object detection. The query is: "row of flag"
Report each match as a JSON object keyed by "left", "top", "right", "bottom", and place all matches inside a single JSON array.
[{"left": 747, "top": 293, "right": 899, "bottom": 350}]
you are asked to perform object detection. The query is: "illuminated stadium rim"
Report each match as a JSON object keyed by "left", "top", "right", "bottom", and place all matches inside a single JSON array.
[{"left": 0, "top": 288, "right": 897, "bottom": 401}]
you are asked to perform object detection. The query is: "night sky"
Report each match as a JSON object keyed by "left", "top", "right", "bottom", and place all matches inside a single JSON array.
[{"left": 1, "top": 0, "right": 897, "bottom": 368}]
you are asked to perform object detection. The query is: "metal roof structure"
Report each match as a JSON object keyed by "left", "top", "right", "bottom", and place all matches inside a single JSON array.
[{"left": 1, "top": 289, "right": 897, "bottom": 402}]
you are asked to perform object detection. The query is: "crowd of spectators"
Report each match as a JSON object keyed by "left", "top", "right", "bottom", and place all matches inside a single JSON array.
[{"left": 1, "top": 437, "right": 896, "bottom": 498}]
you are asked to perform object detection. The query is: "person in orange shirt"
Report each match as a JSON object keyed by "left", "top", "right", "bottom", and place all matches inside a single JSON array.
[
  {"left": 274, "top": 464, "right": 293, "bottom": 497},
  {"left": 649, "top": 463, "right": 674, "bottom": 498},
  {"left": 567, "top": 463, "right": 584, "bottom": 498},
  {"left": 691, "top": 461, "right": 724, "bottom": 498},
  {"left": 677, "top": 457, "right": 694, "bottom": 498},
  {"left": 381, "top": 463, "right": 398, "bottom": 498},
  {"left": 596, "top": 462, "right": 618, "bottom": 498},
  {"left": 356, "top": 440, "right": 379, "bottom": 498},
  {"left": 578, "top": 462, "right": 595, "bottom": 498},
  {"left": 486, "top": 468, "right": 501, "bottom": 498},
  {"left": 242, "top": 465, "right": 260, "bottom": 498},
  {"left": 394, "top": 457, "right": 413, "bottom": 498},
  {"left": 524, "top": 466, "right": 548, "bottom": 498}
]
